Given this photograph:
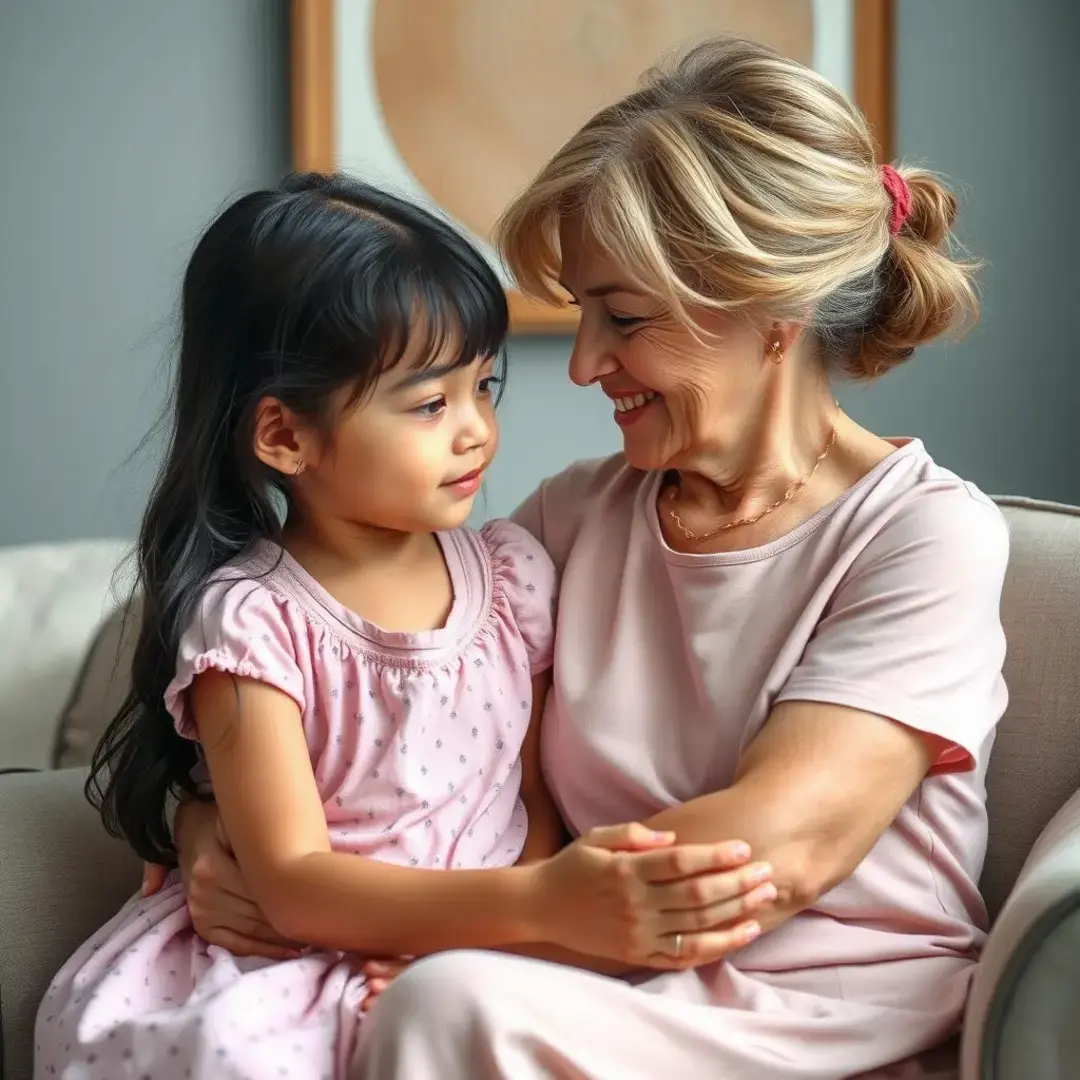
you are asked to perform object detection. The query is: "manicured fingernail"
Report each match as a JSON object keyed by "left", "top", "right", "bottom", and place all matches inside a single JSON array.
[
  {"left": 740, "top": 922, "right": 762, "bottom": 942},
  {"left": 730, "top": 842, "right": 752, "bottom": 859},
  {"left": 652, "top": 830, "right": 676, "bottom": 841},
  {"left": 747, "top": 862, "right": 772, "bottom": 883},
  {"left": 749, "top": 883, "right": 777, "bottom": 904}
]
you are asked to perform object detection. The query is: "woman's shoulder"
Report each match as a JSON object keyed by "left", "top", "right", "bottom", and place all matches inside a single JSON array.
[
  {"left": 508, "top": 453, "right": 646, "bottom": 572},
  {"left": 849, "top": 440, "right": 1009, "bottom": 576}
]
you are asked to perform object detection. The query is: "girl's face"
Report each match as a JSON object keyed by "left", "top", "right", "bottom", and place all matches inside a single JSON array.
[
  {"left": 558, "top": 220, "right": 774, "bottom": 476},
  {"left": 260, "top": 343, "right": 501, "bottom": 536}
]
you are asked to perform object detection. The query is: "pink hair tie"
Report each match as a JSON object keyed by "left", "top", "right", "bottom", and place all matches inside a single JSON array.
[{"left": 880, "top": 164, "right": 912, "bottom": 235}]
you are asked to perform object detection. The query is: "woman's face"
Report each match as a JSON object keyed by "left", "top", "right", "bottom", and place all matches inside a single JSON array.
[{"left": 558, "top": 220, "right": 773, "bottom": 474}]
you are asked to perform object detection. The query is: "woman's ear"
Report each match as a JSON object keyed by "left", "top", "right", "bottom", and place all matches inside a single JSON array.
[
  {"left": 761, "top": 321, "right": 805, "bottom": 365},
  {"left": 251, "top": 397, "right": 316, "bottom": 477}
]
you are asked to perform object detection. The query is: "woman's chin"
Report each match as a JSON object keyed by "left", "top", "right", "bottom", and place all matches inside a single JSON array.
[{"left": 620, "top": 437, "right": 669, "bottom": 473}]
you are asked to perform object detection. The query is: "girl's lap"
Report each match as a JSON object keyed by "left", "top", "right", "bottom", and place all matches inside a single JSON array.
[{"left": 36, "top": 890, "right": 369, "bottom": 1079}]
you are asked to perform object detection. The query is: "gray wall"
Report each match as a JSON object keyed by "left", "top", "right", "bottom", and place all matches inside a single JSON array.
[
  {"left": 0, "top": 0, "right": 289, "bottom": 545},
  {"left": 1, "top": 0, "right": 1076, "bottom": 544}
]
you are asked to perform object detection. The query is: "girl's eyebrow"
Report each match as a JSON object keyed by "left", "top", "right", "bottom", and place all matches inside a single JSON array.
[{"left": 388, "top": 361, "right": 461, "bottom": 392}]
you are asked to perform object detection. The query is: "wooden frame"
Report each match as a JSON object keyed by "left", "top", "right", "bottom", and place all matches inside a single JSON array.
[{"left": 291, "top": 0, "right": 894, "bottom": 333}]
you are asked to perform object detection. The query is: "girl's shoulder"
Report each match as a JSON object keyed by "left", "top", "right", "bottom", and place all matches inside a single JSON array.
[
  {"left": 165, "top": 546, "right": 307, "bottom": 738},
  {"left": 469, "top": 518, "right": 558, "bottom": 605},
  {"left": 451, "top": 520, "right": 558, "bottom": 677}
]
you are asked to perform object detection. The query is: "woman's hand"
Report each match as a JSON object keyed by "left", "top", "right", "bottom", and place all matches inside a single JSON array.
[
  {"left": 533, "top": 822, "right": 774, "bottom": 968},
  {"left": 169, "top": 799, "right": 303, "bottom": 959}
]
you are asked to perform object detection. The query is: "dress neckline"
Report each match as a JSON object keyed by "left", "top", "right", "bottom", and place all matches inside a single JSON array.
[{"left": 249, "top": 531, "right": 487, "bottom": 661}]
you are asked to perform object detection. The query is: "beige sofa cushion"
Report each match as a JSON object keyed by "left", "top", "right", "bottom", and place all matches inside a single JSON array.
[
  {"left": 0, "top": 540, "right": 129, "bottom": 769},
  {"left": 0, "top": 769, "right": 140, "bottom": 1080},
  {"left": 982, "top": 500, "right": 1080, "bottom": 918},
  {"left": 53, "top": 599, "right": 140, "bottom": 769}
]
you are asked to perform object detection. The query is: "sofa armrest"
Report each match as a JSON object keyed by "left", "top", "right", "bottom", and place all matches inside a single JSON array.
[
  {"left": 0, "top": 769, "right": 140, "bottom": 1080},
  {"left": 961, "top": 787, "right": 1080, "bottom": 1080}
]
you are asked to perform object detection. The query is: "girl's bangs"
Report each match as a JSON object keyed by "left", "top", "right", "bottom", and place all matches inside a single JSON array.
[{"left": 372, "top": 259, "right": 509, "bottom": 380}]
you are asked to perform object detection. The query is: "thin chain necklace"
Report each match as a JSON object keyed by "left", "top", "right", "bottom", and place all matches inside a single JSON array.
[{"left": 665, "top": 422, "right": 839, "bottom": 542}]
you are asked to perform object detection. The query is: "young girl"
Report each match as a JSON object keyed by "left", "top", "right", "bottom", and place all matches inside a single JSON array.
[{"left": 34, "top": 174, "right": 764, "bottom": 1080}]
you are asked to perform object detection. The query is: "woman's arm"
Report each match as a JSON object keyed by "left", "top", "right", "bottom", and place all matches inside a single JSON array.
[
  {"left": 516, "top": 671, "right": 570, "bottom": 865},
  {"left": 646, "top": 491, "right": 1010, "bottom": 933},
  {"left": 644, "top": 700, "right": 944, "bottom": 930}
]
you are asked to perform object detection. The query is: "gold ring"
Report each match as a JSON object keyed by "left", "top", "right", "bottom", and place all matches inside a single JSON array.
[{"left": 674, "top": 932, "right": 683, "bottom": 958}]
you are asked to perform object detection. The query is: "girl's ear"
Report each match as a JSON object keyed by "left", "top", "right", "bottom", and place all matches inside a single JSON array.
[{"left": 251, "top": 397, "right": 316, "bottom": 477}]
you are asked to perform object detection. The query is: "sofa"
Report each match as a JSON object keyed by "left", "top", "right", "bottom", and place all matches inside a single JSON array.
[{"left": 1, "top": 498, "right": 1078, "bottom": 1080}]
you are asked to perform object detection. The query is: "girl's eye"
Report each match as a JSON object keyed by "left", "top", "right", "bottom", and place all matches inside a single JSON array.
[
  {"left": 478, "top": 375, "right": 503, "bottom": 397},
  {"left": 414, "top": 397, "right": 445, "bottom": 418}
]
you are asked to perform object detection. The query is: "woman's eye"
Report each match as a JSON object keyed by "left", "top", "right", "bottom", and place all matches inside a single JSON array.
[
  {"left": 608, "top": 312, "right": 643, "bottom": 329},
  {"left": 414, "top": 397, "right": 445, "bottom": 418},
  {"left": 478, "top": 375, "right": 503, "bottom": 397}
]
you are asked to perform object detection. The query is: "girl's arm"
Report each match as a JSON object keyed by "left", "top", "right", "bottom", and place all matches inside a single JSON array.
[
  {"left": 515, "top": 671, "right": 569, "bottom": 865},
  {"left": 191, "top": 669, "right": 755, "bottom": 963},
  {"left": 193, "top": 671, "right": 539, "bottom": 955}
]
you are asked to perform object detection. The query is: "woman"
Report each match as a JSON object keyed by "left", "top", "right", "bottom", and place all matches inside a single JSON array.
[{"left": 162, "top": 37, "right": 1007, "bottom": 1077}]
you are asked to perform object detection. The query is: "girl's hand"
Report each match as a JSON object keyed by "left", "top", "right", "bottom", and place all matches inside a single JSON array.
[
  {"left": 173, "top": 799, "right": 304, "bottom": 959},
  {"left": 359, "top": 956, "right": 415, "bottom": 1011},
  {"left": 534, "top": 822, "right": 774, "bottom": 968}
]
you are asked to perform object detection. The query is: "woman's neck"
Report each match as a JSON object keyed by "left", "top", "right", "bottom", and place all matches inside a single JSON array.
[{"left": 672, "top": 376, "right": 839, "bottom": 526}]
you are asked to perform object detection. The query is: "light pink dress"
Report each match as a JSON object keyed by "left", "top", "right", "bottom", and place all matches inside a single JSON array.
[
  {"left": 356, "top": 440, "right": 1010, "bottom": 1080},
  {"left": 33, "top": 520, "right": 556, "bottom": 1080}
]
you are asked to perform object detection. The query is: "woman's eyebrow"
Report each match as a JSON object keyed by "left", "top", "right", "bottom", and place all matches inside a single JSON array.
[{"left": 584, "top": 283, "right": 645, "bottom": 298}]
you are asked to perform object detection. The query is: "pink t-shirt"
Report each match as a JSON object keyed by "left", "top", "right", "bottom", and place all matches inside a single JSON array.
[{"left": 514, "top": 439, "right": 1009, "bottom": 974}]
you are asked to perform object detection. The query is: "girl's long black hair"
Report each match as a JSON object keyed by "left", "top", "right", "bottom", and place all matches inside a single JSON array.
[{"left": 88, "top": 173, "right": 508, "bottom": 864}]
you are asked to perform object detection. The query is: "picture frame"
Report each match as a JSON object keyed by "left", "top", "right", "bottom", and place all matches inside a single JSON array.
[{"left": 291, "top": 0, "right": 894, "bottom": 334}]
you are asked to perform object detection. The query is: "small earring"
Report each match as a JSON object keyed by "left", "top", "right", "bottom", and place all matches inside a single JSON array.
[
  {"left": 293, "top": 458, "right": 306, "bottom": 476},
  {"left": 769, "top": 340, "right": 784, "bottom": 364}
]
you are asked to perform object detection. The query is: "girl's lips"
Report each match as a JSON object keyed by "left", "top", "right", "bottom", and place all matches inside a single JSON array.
[{"left": 442, "top": 468, "right": 485, "bottom": 497}]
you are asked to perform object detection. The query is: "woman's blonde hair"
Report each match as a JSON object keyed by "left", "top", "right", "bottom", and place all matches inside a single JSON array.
[{"left": 496, "top": 36, "right": 978, "bottom": 378}]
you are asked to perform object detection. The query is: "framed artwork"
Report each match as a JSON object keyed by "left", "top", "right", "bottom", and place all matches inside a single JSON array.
[{"left": 291, "top": 0, "right": 894, "bottom": 333}]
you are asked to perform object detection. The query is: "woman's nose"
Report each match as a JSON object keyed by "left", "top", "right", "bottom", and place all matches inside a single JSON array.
[{"left": 568, "top": 324, "right": 620, "bottom": 387}]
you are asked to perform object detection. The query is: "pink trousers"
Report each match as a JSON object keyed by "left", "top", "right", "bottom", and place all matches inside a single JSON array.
[{"left": 354, "top": 950, "right": 970, "bottom": 1079}]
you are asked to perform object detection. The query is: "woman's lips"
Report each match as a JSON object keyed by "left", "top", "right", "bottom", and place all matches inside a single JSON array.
[{"left": 612, "top": 392, "right": 660, "bottom": 428}]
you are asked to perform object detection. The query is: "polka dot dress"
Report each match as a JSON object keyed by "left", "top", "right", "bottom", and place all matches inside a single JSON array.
[{"left": 34, "top": 520, "right": 556, "bottom": 1079}]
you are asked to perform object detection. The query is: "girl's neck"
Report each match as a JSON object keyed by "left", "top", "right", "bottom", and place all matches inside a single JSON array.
[
  {"left": 281, "top": 514, "right": 435, "bottom": 577},
  {"left": 281, "top": 514, "right": 455, "bottom": 634}
]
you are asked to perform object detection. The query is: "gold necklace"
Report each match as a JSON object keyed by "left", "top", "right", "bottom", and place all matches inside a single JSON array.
[{"left": 665, "top": 424, "right": 838, "bottom": 542}]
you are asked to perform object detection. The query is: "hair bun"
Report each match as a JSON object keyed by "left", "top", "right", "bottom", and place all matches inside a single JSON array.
[{"left": 855, "top": 168, "right": 978, "bottom": 377}]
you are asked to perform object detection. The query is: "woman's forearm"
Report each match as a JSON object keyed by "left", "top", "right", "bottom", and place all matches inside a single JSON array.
[
  {"left": 643, "top": 788, "right": 823, "bottom": 929},
  {"left": 261, "top": 853, "right": 544, "bottom": 956}
]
